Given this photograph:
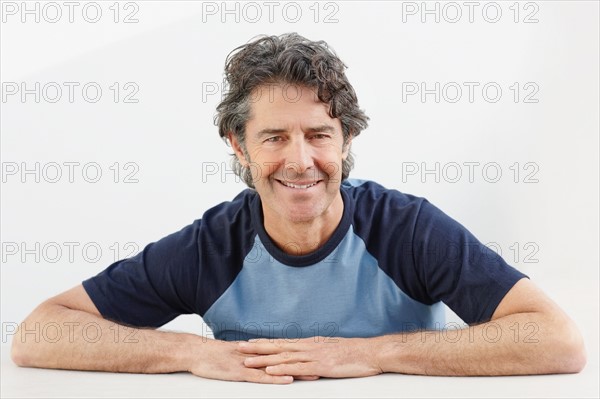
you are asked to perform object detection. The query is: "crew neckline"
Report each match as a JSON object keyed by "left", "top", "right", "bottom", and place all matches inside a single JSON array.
[{"left": 250, "top": 187, "right": 353, "bottom": 267}]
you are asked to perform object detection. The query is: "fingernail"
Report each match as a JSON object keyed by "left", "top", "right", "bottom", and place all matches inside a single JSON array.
[{"left": 238, "top": 342, "right": 248, "bottom": 348}]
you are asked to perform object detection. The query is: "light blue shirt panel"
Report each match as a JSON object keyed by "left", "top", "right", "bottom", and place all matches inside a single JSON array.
[{"left": 203, "top": 226, "right": 446, "bottom": 341}]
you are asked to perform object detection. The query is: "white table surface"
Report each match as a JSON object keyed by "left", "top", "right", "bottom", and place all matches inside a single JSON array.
[{"left": 2, "top": 345, "right": 598, "bottom": 398}]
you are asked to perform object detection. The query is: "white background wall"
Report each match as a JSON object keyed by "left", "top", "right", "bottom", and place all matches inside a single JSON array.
[{"left": 1, "top": 0, "right": 598, "bottom": 376}]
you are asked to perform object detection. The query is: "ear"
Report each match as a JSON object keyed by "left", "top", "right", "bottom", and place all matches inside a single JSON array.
[
  {"left": 228, "top": 132, "right": 249, "bottom": 167},
  {"left": 342, "top": 135, "right": 353, "bottom": 160}
]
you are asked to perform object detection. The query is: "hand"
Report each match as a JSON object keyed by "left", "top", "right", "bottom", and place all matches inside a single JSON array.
[
  {"left": 187, "top": 338, "right": 294, "bottom": 384},
  {"left": 237, "top": 336, "right": 384, "bottom": 379}
]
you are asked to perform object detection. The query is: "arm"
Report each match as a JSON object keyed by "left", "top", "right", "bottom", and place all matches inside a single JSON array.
[
  {"left": 376, "top": 278, "right": 587, "bottom": 375},
  {"left": 239, "top": 278, "right": 587, "bottom": 377},
  {"left": 11, "top": 284, "right": 293, "bottom": 383}
]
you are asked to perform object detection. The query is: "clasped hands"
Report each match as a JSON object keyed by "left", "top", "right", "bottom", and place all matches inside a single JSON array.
[{"left": 236, "top": 336, "right": 383, "bottom": 383}]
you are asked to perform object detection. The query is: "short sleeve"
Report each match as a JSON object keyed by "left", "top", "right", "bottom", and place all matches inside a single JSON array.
[
  {"left": 413, "top": 200, "right": 529, "bottom": 325},
  {"left": 82, "top": 220, "right": 201, "bottom": 328}
]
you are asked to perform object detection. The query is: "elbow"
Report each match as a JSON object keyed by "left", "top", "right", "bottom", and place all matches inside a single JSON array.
[
  {"left": 10, "top": 303, "right": 56, "bottom": 368},
  {"left": 556, "top": 322, "right": 587, "bottom": 374},
  {"left": 565, "top": 337, "right": 587, "bottom": 373},
  {"left": 10, "top": 323, "right": 39, "bottom": 368},
  {"left": 10, "top": 329, "right": 29, "bottom": 368}
]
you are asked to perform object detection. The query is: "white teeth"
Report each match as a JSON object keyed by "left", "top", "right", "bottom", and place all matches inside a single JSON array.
[{"left": 281, "top": 181, "right": 318, "bottom": 189}]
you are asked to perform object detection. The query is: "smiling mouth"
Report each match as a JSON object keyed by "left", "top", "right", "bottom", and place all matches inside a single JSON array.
[{"left": 276, "top": 179, "right": 322, "bottom": 189}]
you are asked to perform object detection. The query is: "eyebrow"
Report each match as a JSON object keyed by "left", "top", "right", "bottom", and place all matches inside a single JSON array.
[
  {"left": 306, "top": 125, "right": 336, "bottom": 134},
  {"left": 256, "top": 124, "right": 336, "bottom": 137}
]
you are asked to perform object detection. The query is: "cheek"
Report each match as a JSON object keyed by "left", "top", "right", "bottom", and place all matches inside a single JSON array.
[
  {"left": 248, "top": 150, "right": 280, "bottom": 181},
  {"left": 316, "top": 147, "right": 345, "bottom": 174},
  {"left": 250, "top": 166, "right": 262, "bottom": 183},
  {"left": 316, "top": 158, "right": 344, "bottom": 182},
  {"left": 320, "top": 162, "right": 340, "bottom": 178}
]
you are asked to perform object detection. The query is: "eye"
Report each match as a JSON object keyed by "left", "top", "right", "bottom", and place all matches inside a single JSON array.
[
  {"left": 310, "top": 134, "right": 330, "bottom": 140},
  {"left": 264, "top": 136, "right": 282, "bottom": 143}
]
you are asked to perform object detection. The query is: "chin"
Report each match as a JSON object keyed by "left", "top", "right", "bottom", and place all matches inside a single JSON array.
[
  {"left": 286, "top": 199, "right": 332, "bottom": 221},
  {"left": 282, "top": 209, "right": 321, "bottom": 224}
]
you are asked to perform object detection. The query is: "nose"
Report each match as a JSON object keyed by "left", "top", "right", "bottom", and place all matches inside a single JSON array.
[{"left": 283, "top": 137, "right": 314, "bottom": 178}]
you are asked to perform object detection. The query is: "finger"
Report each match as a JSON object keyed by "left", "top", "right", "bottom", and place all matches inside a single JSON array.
[
  {"left": 265, "top": 362, "right": 318, "bottom": 377},
  {"left": 238, "top": 341, "right": 298, "bottom": 355},
  {"left": 293, "top": 375, "right": 320, "bottom": 381},
  {"left": 235, "top": 351, "right": 259, "bottom": 358},
  {"left": 244, "top": 368, "right": 294, "bottom": 385},
  {"left": 249, "top": 337, "right": 318, "bottom": 344},
  {"left": 244, "top": 351, "right": 311, "bottom": 368}
]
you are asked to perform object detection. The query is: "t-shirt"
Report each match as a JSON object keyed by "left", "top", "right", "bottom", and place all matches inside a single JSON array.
[{"left": 82, "top": 179, "right": 528, "bottom": 341}]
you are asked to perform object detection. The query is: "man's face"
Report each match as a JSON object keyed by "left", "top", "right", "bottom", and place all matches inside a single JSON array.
[{"left": 229, "top": 84, "right": 350, "bottom": 224}]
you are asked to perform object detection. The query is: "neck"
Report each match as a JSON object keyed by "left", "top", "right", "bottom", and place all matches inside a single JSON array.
[{"left": 263, "top": 193, "right": 344, "bottom": 256}]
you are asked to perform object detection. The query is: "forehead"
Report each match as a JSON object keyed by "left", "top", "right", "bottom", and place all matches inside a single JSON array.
[{"left": 246, "top": 84, "right": 336, "bottom": 127}]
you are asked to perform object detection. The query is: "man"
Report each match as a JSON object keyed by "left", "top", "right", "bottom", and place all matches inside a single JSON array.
[{"left": 11, "top": 33, "right": 586, "bottom": 383}]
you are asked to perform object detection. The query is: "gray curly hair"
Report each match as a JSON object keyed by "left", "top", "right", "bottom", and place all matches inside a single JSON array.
[{"left": 215, "top": 33, "right": 369, "bottom": 188}]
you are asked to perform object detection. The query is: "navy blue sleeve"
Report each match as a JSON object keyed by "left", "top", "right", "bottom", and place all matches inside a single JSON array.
[
  {"left": 344, "top": 180, "right": 528, "bottom": 325},
  {"left": 82, "top": 220, "right": 201, "bottom": 328},
  {"left": 412, "top": 200, "right": 529, "bottom": 325}
]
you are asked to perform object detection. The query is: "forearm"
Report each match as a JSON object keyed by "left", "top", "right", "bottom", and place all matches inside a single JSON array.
[
  {"left": 11, "top": 303, "right": 200, "bottom": 373},
  {"left": 375, "top": 312, "right": 586, "bottom": 376}
]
